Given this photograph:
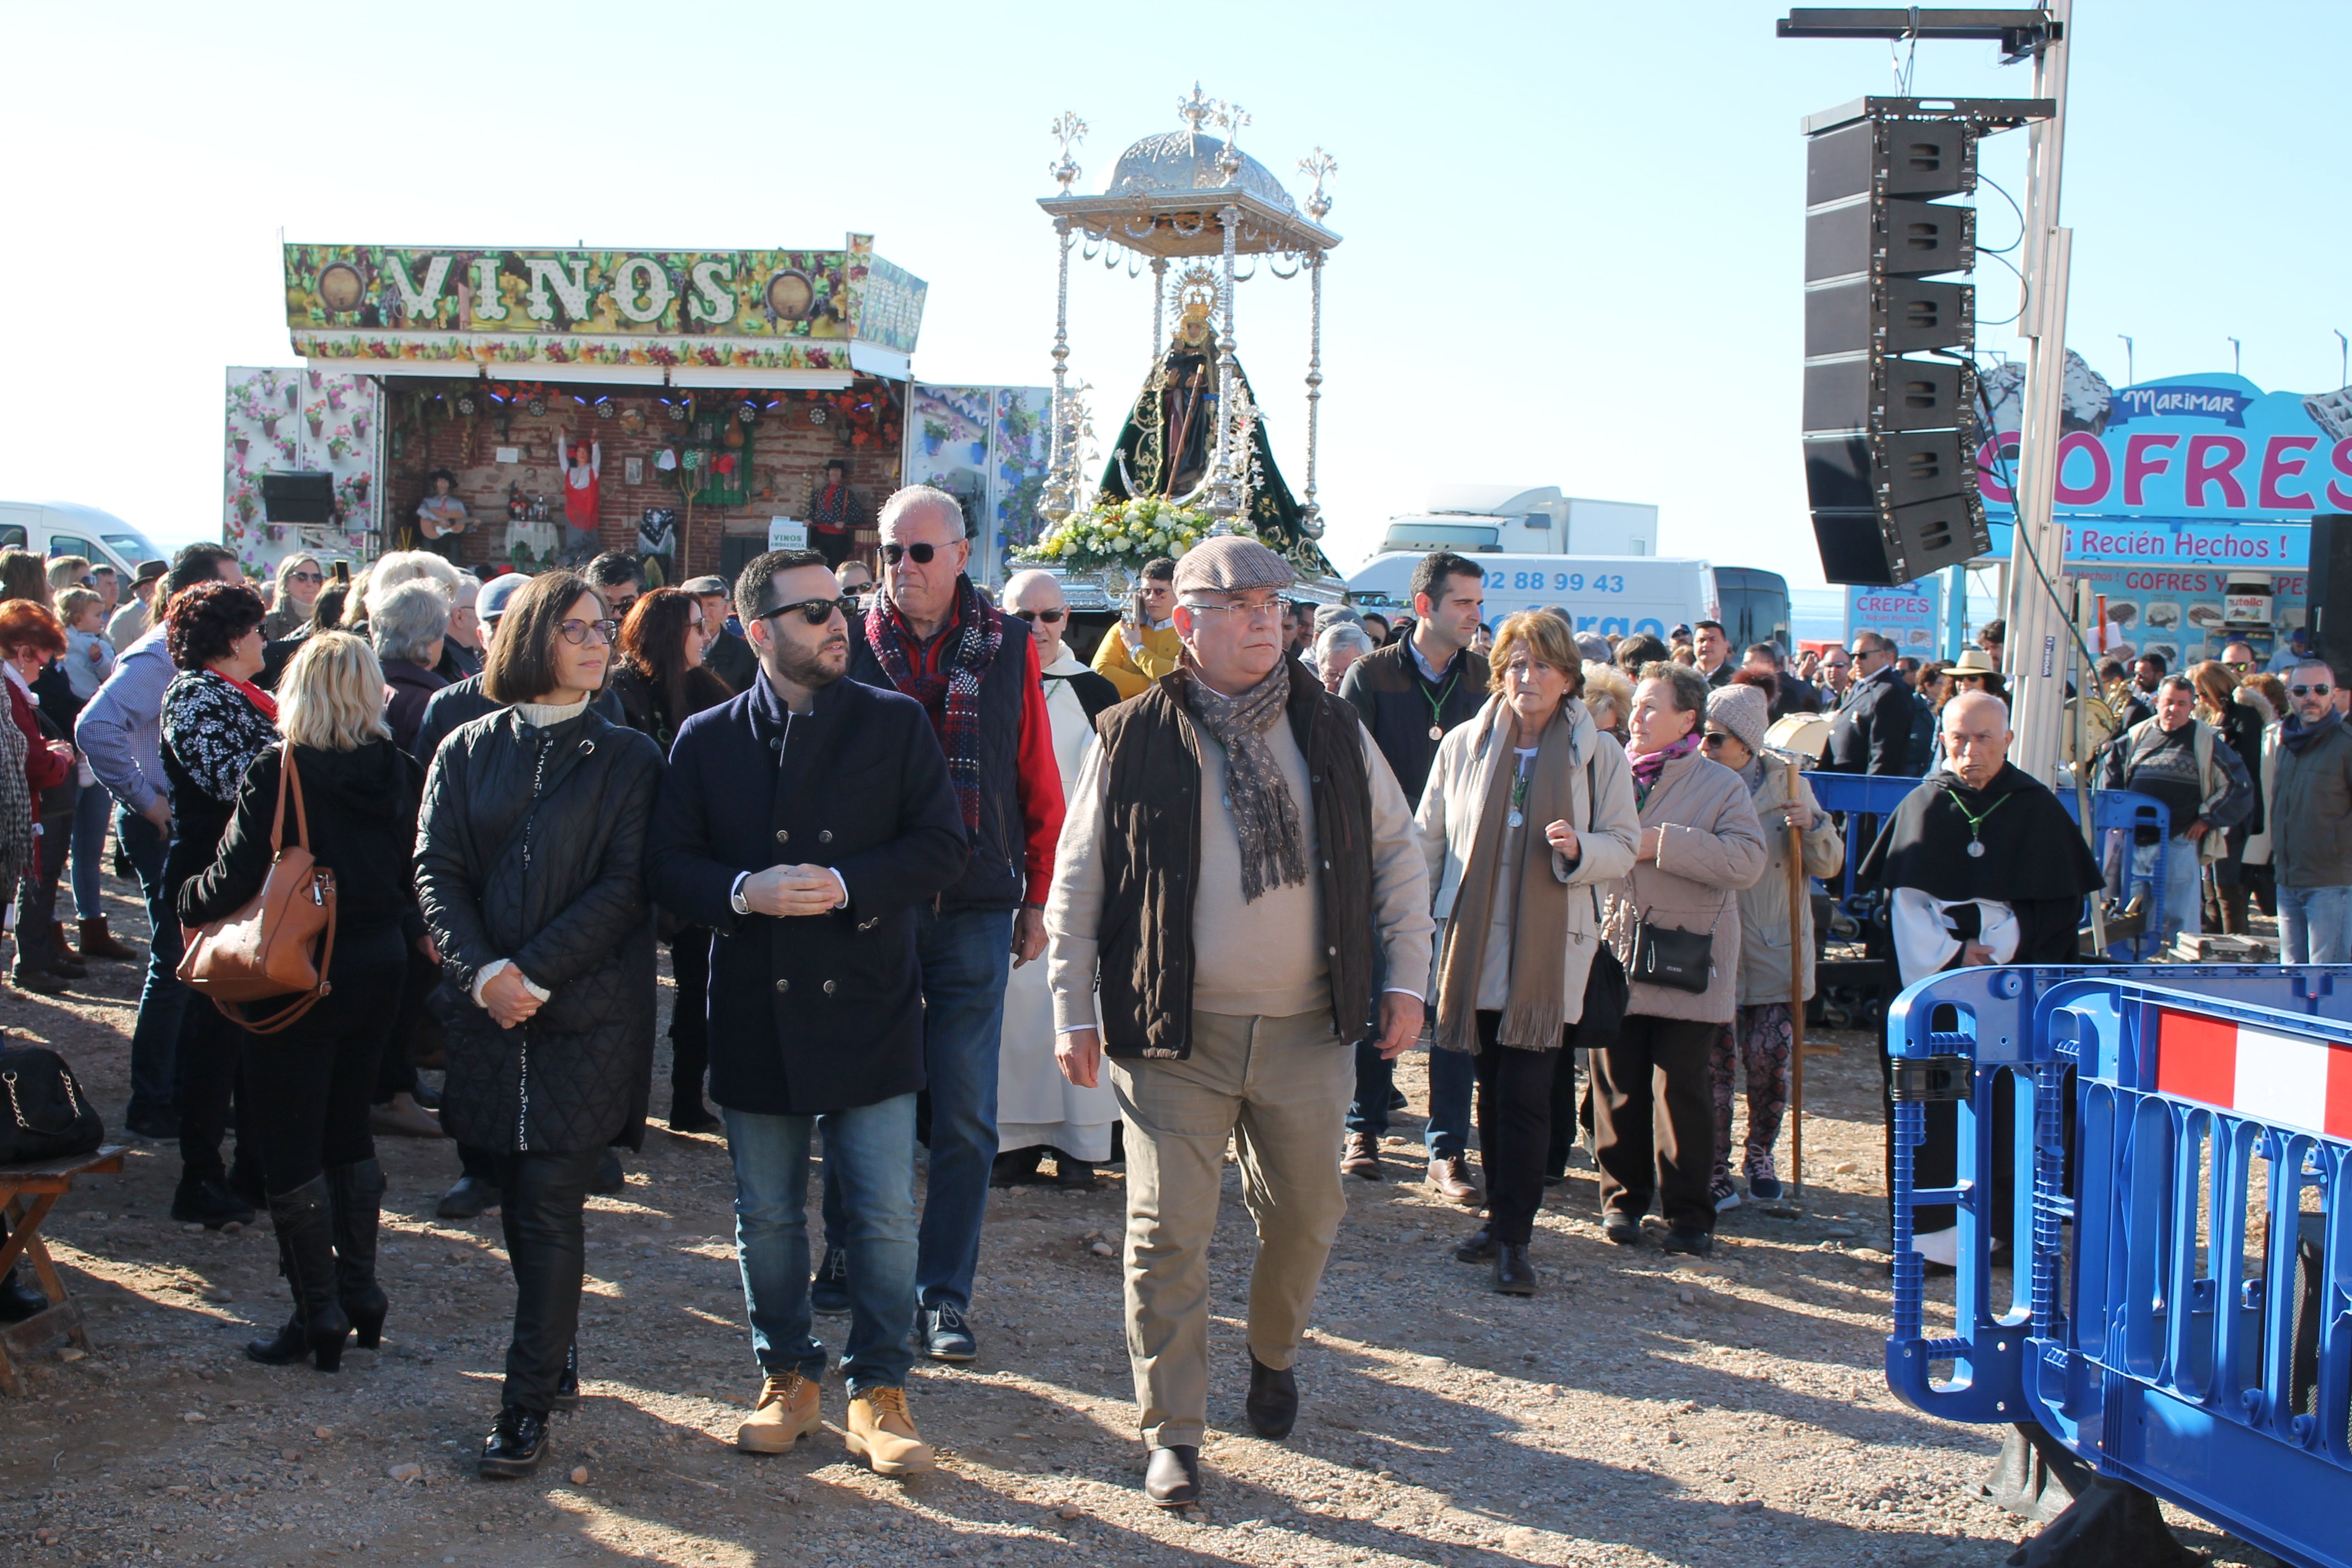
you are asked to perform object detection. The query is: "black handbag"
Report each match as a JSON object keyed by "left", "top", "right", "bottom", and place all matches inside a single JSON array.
[
  {"left": 0, "top": 1043, "right": 104, "bottom": 1165},
  {"left": 1631, "top": 916, "right": 1715, "bottom": 993}
]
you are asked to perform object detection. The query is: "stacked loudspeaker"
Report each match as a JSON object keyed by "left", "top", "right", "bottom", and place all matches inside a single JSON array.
[
  {"left": 1801, "top": 106, "right": 1992, "bottom": 586},
  {"left": 2308, "top": 514, "right": 2352, "bottom": 677}
]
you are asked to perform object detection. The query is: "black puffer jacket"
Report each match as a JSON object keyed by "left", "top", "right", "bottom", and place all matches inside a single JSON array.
[{"left": 415, "top": 705, "right": 666, "bottom": 1155}]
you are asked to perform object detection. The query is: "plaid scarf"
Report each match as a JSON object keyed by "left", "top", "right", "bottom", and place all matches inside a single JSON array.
[
  {"left": 1182, "top": 662, "right": 1308, "bottom": 903},
  {"left": 864, "top": 574, "right": 1002, "bottom": 834}
]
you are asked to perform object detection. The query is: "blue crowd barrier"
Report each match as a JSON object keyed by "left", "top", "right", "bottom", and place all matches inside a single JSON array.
[
  {"left": 1803, "top": 774, "right": 2171, "bottom": 961},
  {"left": 1881, "top": 963, "right": 2352, "bottom": 1568}
]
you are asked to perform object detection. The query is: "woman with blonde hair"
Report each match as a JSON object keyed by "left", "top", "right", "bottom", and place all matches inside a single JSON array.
[
  {"left": 1581, "top": 662, "right": 1633, "bottom": 745},
  {"left": 264, "top": 553, "right": 328, "bottom": 640},
  {"left": 1416, "top": 611, "right": 1641, "bottom": 1292},
  {"left": 181, "top": 631, "right": 429, "bottom": 1371}
]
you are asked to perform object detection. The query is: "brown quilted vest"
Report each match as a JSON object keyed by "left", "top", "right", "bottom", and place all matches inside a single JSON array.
[{"left": 1091, "top": 661, "right": 1376, "bottom": 1060}]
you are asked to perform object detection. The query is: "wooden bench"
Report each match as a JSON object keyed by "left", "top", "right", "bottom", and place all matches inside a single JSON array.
[{"left": 0, "top": 1144, "right": 126, "bottom": 1396}]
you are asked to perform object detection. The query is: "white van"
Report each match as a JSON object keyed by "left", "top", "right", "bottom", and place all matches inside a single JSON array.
[
  {"left": 0, "top": 500, "right": 170, "bottom": 580},
  {"left": 1346, "top": 552, "right": 1718, "bottom": 643}
]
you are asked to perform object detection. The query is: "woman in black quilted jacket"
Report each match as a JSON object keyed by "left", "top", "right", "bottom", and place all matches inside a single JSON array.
[{"left": 413, "top": 570, "right": 665, "bottom": 1480}]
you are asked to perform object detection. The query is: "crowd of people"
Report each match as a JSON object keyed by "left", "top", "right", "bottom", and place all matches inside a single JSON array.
[{"left": 0, "top": 508, "right": 2346, "bottom": 1510}]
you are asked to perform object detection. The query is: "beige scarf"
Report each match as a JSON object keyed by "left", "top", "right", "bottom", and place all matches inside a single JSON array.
[{"left": 1435, "top": 696, "right": 1575, "bottom": 1054}]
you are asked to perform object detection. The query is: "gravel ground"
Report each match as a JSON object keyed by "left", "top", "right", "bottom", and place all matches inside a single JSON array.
[{"left": 0, "top": 873, "right": 2282, "bottom": 1566}]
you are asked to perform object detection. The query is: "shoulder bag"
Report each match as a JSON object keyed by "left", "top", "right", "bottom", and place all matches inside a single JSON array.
[
  {"left": 0, "top": 1043, "right": 103, "bottom": 1164},
  {"left": 176, "top": 747, "right": 339, "bottom": 1036}
]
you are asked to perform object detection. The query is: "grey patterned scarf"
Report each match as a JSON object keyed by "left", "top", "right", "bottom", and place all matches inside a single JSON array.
[
  {"left": 1184, "top": 664, "right": 1307, "bottom": 903},
  {"left": 0, "top": 694, "right": 33, "bottom": 891}
]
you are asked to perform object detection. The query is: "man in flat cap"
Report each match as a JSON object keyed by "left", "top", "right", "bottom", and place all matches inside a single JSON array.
[{"left": 1047, "top": 535, "right": 1434, "bottom": 1510}]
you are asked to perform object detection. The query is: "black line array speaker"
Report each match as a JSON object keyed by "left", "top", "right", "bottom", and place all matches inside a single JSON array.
[
  {"left": 1800, "top": 107, "right": 1991, "bottom": 586},
  {"left": 2307, "top": 513, "right": 2352, "bottom": 676},
  {"left": 259, "top": 471, "right": 336, "bottom": 525}
]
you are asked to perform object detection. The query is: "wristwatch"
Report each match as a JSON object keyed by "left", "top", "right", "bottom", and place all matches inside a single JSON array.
[{"left": 729, "top": 872, "right": 752, "bottom": 917}]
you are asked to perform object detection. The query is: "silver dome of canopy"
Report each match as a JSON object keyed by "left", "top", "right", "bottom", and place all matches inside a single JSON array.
[{"left": 1039, "top": 118, "right": 1339, "bottom": 259}]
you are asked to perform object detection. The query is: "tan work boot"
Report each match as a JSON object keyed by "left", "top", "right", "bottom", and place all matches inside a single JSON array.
[
  {"left": 845, "top": 1385, "right": 934, "bottom": 1476},
  {"left": 736, "top": 1371, "right": 820, "bottom": 1452}
]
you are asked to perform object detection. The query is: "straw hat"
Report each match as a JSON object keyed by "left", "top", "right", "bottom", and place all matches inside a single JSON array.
[{"left": 1950, "top": 647, "right": 2001, "bottom": 677}]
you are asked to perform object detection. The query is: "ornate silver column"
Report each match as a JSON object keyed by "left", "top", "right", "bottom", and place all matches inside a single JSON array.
[
  {"left": 1041, "top": 112, "right": 1087, "bottom": 524},
  {"left": 1205, "top": 202, "right": 1243, "bottom": 520},
  {"left": 1297, "top": 149, "right": 1337, "bottom": 540},
  {"left": 1149, "top": 256, "right": 1168, "bottom": 359}
]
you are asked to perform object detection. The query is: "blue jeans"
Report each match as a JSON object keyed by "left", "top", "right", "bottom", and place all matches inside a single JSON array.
[
  {"left": 66, "top": 781, "right": 112, "bottom": 921},
  {"left": 728, "top": 1097, "right": 918, "bottom": 1393},
  {"left": 821, "top": 904, "right": 1012, "bottom": 1316},
  {"left": 117, "top": 804, "right": 187, "bottom": 1124},
  {"left": 2279, "top": 884, "right": 2352, "bottom": 964},
  {"left": 1347, "top": 1044, "right": 1474, "bottom": 1161},
  {"left": 2130, "top": 835, "right": 2204, "bottom": 944}
]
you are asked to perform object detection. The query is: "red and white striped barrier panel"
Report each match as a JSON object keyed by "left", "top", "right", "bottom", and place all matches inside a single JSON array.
[{"left": 2152, "top": 1006, "right": 2352, "bottom": 1140}]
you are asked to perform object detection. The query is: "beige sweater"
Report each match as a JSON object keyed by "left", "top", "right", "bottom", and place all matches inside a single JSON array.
[{"left": 1048, "top": 711, "right": 1434, "bottom": 1028}]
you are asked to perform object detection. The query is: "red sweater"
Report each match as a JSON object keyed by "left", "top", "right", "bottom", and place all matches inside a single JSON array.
[
  {"left": 881, "top": 602, "right": 1064, "bottom": 905},
  {"left": 8, "top": 677, "right": 70, "bottom": 796}
]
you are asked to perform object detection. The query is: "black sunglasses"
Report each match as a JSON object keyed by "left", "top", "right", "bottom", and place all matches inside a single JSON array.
[
  {"left": 1014, "top": 608, "right": 1066, "bottom": 624},
  {"left": 759, "top": 596, "right": 851, "bottom": 625},
  {"left": 1700, "top": 731, "right": 1737, "bottom": 747},
  {"left": 880, "top": 542, "right": 940, "bottom": 566},
  {"left": 2291, "top": 683, "right": 2334, "bottom": 697},
  {"left": 287, "top": 570, "right": 325, "bottom": 584}
]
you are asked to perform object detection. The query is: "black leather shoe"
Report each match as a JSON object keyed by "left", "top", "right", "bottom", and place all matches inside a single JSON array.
[
  {"left": 552, "top": 1343, "right": 580, "bottom": 1412},
  {"left": 1246, "top": 1354, "right": 1297, "bottom": 1440},
  {"left": 1144, "top": 1444, "right": 1201, "bottom": 1507},
  {"left": 171, "top": 1174, "right": 255, "bottom": 1230},
  {"left": 809, "top": 1246, "right": 851, "bottom": 1317},
  {"left": 1603, "top": 1213, "right": 1643, "bottom": 1247},
  {"left": 1453, "top": 1225, "right": 1498, "bottom": 1262},
  {"left": 1494, "top": 1244, "right": 1538, "bottom": 1295},
  {"left": 0, "top": 1260, "right": 50, "bottom": 1322},
  {"left": 435, "top": 1175, "right": 500, "bottom": 1220},
  {"left": 589, "top": 1150, "right": 625, "bottom": 1196},
  {"left": 480, "top": 1405, "right": 548, "bottom": 1478},
  {"left": 1660, "top": 1225, "right": 1714, "bottom": 1257},
  {"left": 990, "top": 1148, "right": 1044, "bottom": 1188},
  {"left": 668, "top": 1100, "right": 721, "bottom": 1135},
  {"left": 917, "top": 1300, "right": 977, "bottom": 1362},
  {"left": 1052, "top": 1158, "right": 1099, "bottom": 1190}
]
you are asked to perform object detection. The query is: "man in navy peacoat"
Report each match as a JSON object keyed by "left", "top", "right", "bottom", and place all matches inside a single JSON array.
[{"left": 646, "top": 548, "right": 966, "bottom": 1477}]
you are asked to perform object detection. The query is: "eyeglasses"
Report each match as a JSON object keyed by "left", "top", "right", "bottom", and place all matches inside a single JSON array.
[
  {"left": 880, "top": 542, "right": 941, "bottom": 567},
  {"left": 1180, "top": 595, "right": 1284, "bottom": 622},
  {"left": 2291, "top": 683, "right": 2334, "bottom": 697},
  {"left": 287, "top": 571, "right": 324, "bottom": 584},
  {"left": 1014, "top": 608, "right": 1066, "bottom": 624},
  {"left": 557, "top": 618, "right": 619, "bottom": 646},
  {"left": 758, "top": 596, "right": 850, "bottom": 625}
]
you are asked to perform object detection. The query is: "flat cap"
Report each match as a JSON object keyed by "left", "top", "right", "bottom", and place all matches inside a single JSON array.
[
  {"left": 679, "top": 574, "right": 729, "bottom": 596},
  {"left": 1172, "top": 535, "right": 1293, "bottom": 597}
]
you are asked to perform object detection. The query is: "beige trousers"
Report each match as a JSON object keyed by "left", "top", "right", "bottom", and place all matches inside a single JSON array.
[{"left": 1108, "top": 1007, "right": 1353, "bottom": 1450}]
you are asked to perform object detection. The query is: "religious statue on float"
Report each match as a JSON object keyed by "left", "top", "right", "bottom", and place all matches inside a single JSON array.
[{"left": 1095, "top": 267, "right": 1308, "bottom": 549}]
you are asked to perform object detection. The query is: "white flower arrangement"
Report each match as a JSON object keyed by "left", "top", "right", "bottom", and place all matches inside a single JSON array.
[{"left": 1020, "top": 496, "right": 1240, "bottom": 570}]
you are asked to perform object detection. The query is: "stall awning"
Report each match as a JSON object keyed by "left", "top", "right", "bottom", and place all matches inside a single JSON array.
[{"left": 667, "top": 366, "right": 853, "bottom": 391}]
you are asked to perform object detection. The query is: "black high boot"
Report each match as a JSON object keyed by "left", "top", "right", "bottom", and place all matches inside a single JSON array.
[
  {"left": 325, "top": 1158, "right": 387, "bottom": 1350},
  {"left": 245, "top": 1178, "right": 351, "bottom": 1371}
]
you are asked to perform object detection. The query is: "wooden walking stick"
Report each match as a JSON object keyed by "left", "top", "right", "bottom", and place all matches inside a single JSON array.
[{"left": 1785, "top": 755, "right": 1808, "bottom": 1196}]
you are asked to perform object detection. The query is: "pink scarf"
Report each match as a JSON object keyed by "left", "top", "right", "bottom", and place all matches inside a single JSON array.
[{"left": 1628, "top": 730, "right": 1701, "bottom": 805}]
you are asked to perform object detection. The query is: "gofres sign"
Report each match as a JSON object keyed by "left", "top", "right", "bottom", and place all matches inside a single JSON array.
[
  {"left": 1978, "top": 372, "right": 2352, "bottom": 523},
  {"left": 282, "top": 238, "right": 925, "bottom": 374}
]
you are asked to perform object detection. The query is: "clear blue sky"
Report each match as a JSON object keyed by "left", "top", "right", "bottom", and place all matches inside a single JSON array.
[{"left": 3, "top": 1, "right": 2344, "bottom": 585}]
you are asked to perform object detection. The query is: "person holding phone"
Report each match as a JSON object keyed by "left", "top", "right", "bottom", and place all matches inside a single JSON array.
[{"left": 1091, "top": 557, "right": 1181, "bottom": 700}]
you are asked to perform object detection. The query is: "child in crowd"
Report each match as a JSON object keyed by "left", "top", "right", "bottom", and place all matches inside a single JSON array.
[{"left": 57, "top": 587, "right": 116, "bottom": 700}]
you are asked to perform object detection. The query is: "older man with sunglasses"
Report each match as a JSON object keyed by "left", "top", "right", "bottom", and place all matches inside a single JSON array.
[
  {"left": 2264, "top": 659, "right": 2352, "bottom": 962},
  {"left": 822, "top": 486, "right": 1065, "bottom": 1362},
  {"left": 647, "top": 548, "right": 970, "bottom": 1473}
]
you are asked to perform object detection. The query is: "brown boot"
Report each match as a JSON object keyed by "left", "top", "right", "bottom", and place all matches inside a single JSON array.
[
  {"left": 1340, "top": 1130, "right": 1382, "bottom": 1180},
  {"left": 1428, "top": 1155, "right": 1482, "bottom": 1207},
  {"left": 735, "top": 1371, "right": 820, "bottom": 1452},
  {"left": 845, "top": 1386, "right": 934, "bottom": 1476},
  {"left": 77, "top": 916, "right": 138, "bottom": 962}
]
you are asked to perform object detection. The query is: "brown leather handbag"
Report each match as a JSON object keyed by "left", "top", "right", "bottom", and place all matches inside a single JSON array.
[{"left": 176, "top": 747, "right": 337, "bottom": 1036}]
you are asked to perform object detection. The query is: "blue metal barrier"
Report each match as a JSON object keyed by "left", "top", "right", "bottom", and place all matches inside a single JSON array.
[
  {"left": 1803, "top": 774, "right": 2171, "bottom": 960},
  {"left": 1881, "top": 964, "right": 2352, "bottom": 1568}
]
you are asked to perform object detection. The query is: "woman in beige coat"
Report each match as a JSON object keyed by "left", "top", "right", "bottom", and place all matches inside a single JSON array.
[
  {"left": 1415, "top": 613, "right": 1640, "bottom": 1295},
  {"left": 1597, "top": 662, "right": 1766, "bottom": 1256},
  {"left": 1703, "top": 680, "right": 1842, "bottom": 1210}
]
